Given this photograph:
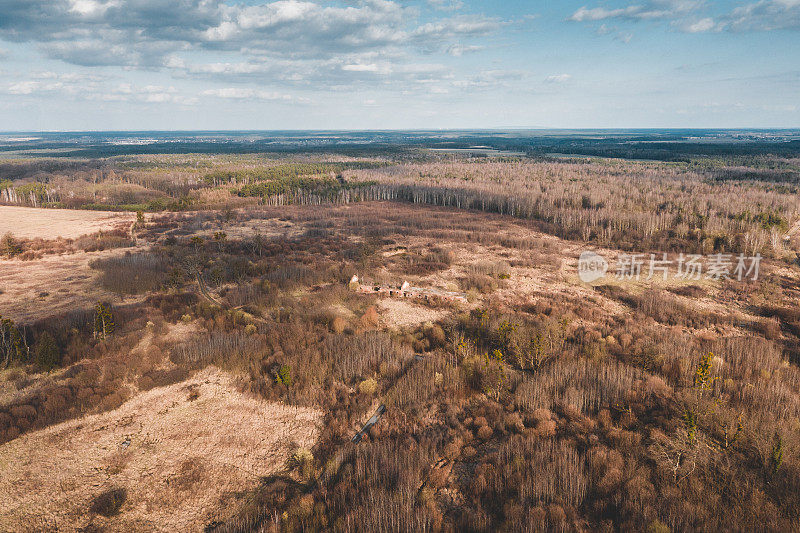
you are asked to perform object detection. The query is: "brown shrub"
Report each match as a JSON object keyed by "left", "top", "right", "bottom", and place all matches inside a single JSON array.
[
  {"left": 515, "top": 358, "right": 642, "bottom": 415},
  {"left": 331, "top": 316, "right": 347, "bottom": 334},
  {"left": 138, "top": 368, "right": 190, "bottom": 391},
  {"left": 424, "top": 324, "right": 446, "bottom": 348},
  {"left": 98, "top": 392, "right": 126, "bottom": 412},
  {"left": 10, "top": 404, "right": 36, "bottom": 421},
  {"left": 487, "top": 437, "right": 589, "bottom": 508},
  {"left": 91, "top": 252, "right": 168, "bottom": 295},
  {"left": 667, "top": 285, "right": 707, "bottom": 298},
  {"left": 90, "top": 487, "right": 127, "bottom": 517},
  {"left": 757, "top": 318, "right": 782, "bottom": 340},
  {"left": 459, "top": 273, "right": 497, "bottom": 294},
  {"left": 361, "top": 306, "right": 379, "bottom": 328}
]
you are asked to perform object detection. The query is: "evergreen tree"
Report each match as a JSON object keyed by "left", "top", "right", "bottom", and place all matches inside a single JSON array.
[
  {"left": 1, "top": 233, "right": 22, "bottom": 258},
  {"left": 35, "top": 331, "right": 60, "bottom": 370},
  {"left": 0, "top": 316, "right": 24, "bottom": 367}
]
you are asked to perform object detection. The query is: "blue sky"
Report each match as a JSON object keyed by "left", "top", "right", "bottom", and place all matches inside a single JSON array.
[{"left": 0, "top": 0, "right": 798, "bottom": 130}]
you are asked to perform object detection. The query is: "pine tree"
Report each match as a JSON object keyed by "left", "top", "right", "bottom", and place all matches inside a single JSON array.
[
  {"left": 94, "top": 302, "right": 115, "bottom": 340},
  {"left": 693, "top": 352, "right": 714, "bottom": 391},
  {"left": 275, "top": 364, "right": 292, "bottom": 387},
  {"left": 770, "top": 432, "right": 784, "bottom": 477},
  {"left": 0, "top": 316, "right": 24, "bottom": 368},
  {"left": 1, "top": 233, "right": 22, "bottom": 258},
  {"left": 35, "top": 331, "right": 60, "bottom": 369},
  {"left": 684, "top": 352, "right": 717, "bottom": 446}
]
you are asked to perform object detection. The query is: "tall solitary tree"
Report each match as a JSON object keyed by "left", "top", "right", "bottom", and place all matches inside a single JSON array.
[{"left": 94, "top": 302, "right": 115, "bottom": 340}]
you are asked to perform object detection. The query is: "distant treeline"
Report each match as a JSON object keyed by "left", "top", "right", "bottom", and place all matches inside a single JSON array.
[
  {"left": 4, "top": 131, "right": 798, "bottom": 161},
  {"left": 0, "top": 160, "right": 104, "bottom": 180},
  {"left": 236, "top": 176, "right": 378, "bottom": 200},
  {"left": 203, "top": 161, "right": 389, "bottom": 186},
  {"left": 531, "top": 140, "right": 800, "bottom": 162}
]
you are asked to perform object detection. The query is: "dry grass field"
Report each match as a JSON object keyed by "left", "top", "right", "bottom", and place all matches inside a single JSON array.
[
  {"left": 0, "top": 247, "right": 141, "bottom": 323},
  {"left": 0, "top": 366, "right": 322, "bottom": 532},
  {"left": 0, "top": 206, "right": 135, "bottom": 240},
  {"left": 375, "top": 298, "right": 448, "bottom": 329},
  {"left": 3, "top": 150, "right": 800, "bottom": 532}
]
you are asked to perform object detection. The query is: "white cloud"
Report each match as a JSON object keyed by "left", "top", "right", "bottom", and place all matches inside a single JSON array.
[
  {"left": 1, "top": 75, "right": 199, "bottom": 107},
  {"left": 723, "top": 0, "right": 800, "bottom": 31},
  {"left": 570, "top": 6, "right": 634, "bottom": 22},
  {"left": 446, "top": 44, "right": 483, "bottom": 56},
  {"left": 101, "top": 83, "right": 196, "bottom": 105},
  {"left": 0, "top": 0, "right": 516, "bottom": 99},
  {"left": 199, "top": 0, "right": 413, "bottom": 55},
  {"left": 165, "top": 52, "right": 453, "bottom": 90},
  {"left": 0, "top": 1, "right": 429, "bottom": 65},
  {"left": 29, "top": 71, "right": 106, "bottom": 82},
  {"left": 68, "top": 0, "right": 118, "bottom": 16},
  {"left": 570, "top": 1, "right": 703, "bottom": 22},
  {"left": 7, "top": 81, "right": 42, "bottom": 95},
  {"left": 452, "top": 69, "right": 526, "bottom": 89},
  {"left": 545, "top": 74, "right": 572, "bottom": 83},
  {"left": 201, "top": 87, "right": 299, "bottom": 102},
  {"left": 413, "top": 14, "right": 505, "bottom": 39},
  {"left": 572, "top": 0, "right": 800, "bottom": 33},
  {"left": 428, "top": 0, "right": 464, "bottom": 11},
  {"left": 185, "top": 62, "right": 271, "bottom": 75},
  {"left": 682, "top": 17, "right": 717, "bottom": 32},
  {"left": 342, "top": 63, "right": 382, "bottom": 72}
]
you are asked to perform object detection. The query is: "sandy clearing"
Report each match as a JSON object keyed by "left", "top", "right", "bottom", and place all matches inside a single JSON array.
[
  {"left": 0, "top": 366, "right": 322, "bottom": 532},
  {"left": 376, "top": 298, "right": 448, "bottom": 329},
  {"left": 0, "top": 206, "right": 135, "bottom": 240},
  {"left": 130, "top": 321, "right": 201, "bottom": 360},
  {"left": 0, "top": 247, "right": 138, "bottom": 323},
  {"left": 150, "top": 214, "right": 303, "bottom": 242},
  {"left": 393, "top": 225, "right": 752, "bottom": 327}
]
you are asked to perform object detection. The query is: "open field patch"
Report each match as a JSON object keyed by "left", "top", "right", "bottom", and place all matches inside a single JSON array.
[
  {"left": 0, "top": 247, "right": 139, "bottom": 323},
  {"left": 376, "top": 298, "right": 449, "bottom": 329},
  {"left": 2, "top": 145, "right": 800, "bottom": 531},
  {"left": 0, "top": 206, "right": 135, "bottom": 240},
  {"left": 0, "top": 366, "right": 322, "bottom": 532}
]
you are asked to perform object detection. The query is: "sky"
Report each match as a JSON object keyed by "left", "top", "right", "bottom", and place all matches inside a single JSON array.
[{"left": 0, "top": 0, "right": 798, "bottom": 130}]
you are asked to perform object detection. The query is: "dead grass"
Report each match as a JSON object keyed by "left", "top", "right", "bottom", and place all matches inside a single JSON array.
[
  {"left": 1, "top": 192, "right": 799, "bottom": 532},
  {"left": 0, "top": 366, "right": 322, "bottom": 532},
  {"left": 375, "top": 298, "right": 448, "bottom": 329},
  {"left": 0, "top": 247, "right": 141, "bottom": 323},
  {"left": 0, "top": 206, "right": 134, "bottom": 240}
]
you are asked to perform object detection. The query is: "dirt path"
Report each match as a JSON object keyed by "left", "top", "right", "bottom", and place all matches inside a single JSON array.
[
  {"left": 352, "top": 404, "right": 386, "bottom": 443},
  {"left": 194, "top": 271, "right": 226, "bottom": 307}
]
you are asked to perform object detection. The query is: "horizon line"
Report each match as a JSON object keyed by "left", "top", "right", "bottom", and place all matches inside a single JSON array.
[{"left": 2, "top": 128, "right": 800, "bottom": 134}]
